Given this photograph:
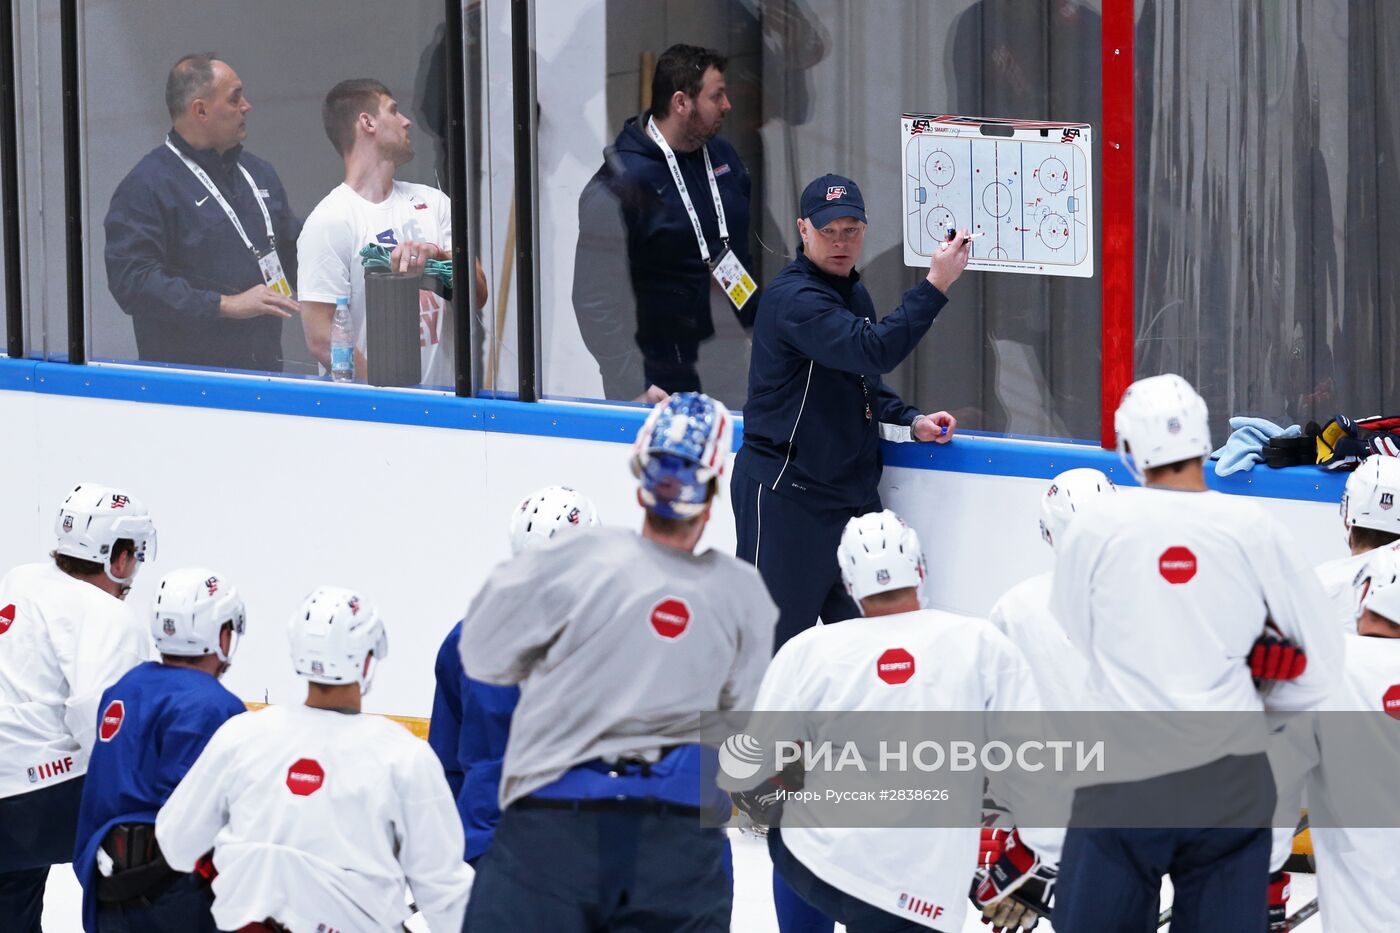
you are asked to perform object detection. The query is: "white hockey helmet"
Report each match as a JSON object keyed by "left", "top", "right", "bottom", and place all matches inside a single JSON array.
[
  {"left": 1039, "top": 468, "right": 1116, "bottom": 549},
  {"left": 509, "top": 485, "right": 600, "bottom": 556},
  {"left": 1340, "top": 456, "right": 1400, "bottom": 535},
  {"left": 1356, "top": 545, "right": 1400, "bottom": 626},
  {"left": 1114, "top": 374, "right": 1212, "bottom": 484},
  {"left": 288, "top": 586, "right": 388, "bottom": 695},
  {"left": 151, "top": 568, "right": 246, "bottom": 664},
  {"left": 631, "top": 392, "right": 734, "bottom": 519},
  {"left": 53, "top": 483, "right": 157, "bottom": 587},
  {"left": 837, "top": 509, "right": 926, "bottom": 606}
]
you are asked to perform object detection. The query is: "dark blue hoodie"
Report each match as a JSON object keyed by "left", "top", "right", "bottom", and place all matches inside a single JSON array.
[
  {"left": 736, "top": 251, "right": 947, "bottom": 510},
  {"left": 594, "top": 116, "right": 754, "bottom": 343}
]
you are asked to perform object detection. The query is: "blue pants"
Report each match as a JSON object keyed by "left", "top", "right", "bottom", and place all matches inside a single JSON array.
[
  {"left": 769, "top": 829, "right": 935, "bottom": 933},
  {"left": 1054, "top": 755, "right": 1275, "bottom": 933},
  {"left": 95, "top": 872, "right": 218, "bottom": 933},
  {"left": 730, "top": 468, "right": 868, "bottom": 653},
  {"left": 464, "top": 803, "right": 731, "bottom": 932},
  {"left": 0, "top": 776, "right": 85, "bottom": 933}
]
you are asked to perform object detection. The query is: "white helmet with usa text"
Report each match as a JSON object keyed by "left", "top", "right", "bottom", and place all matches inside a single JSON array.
[
  {"left": 53, "top": 483, "right": 157, "bottom": 589},
  {"left": 1039, "top": 468, "right": 1116, "bottom": 548},
  {"left": 151, "top": 568, "right": 246, "bottom": 664},
  {"left": 1114, "top": 374, "right": 1212, "bottom": 483},
  {"left": 288, "top": 586, "right": 388, "bottom": 695},
  {"left": 838, "top": 509, "right": 926, "bottom": 606},
  {"left": 509, "top": 485, "right": 600, "bottom": 555}
]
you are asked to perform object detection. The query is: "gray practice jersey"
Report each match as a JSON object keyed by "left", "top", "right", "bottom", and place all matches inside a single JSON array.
[{"left": 460, "top": 527, "right": 779, "bottom": 807}]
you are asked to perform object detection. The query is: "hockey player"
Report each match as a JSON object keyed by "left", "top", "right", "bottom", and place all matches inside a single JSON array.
[
  {"left": 0, "top": 483, "right": 155, "bottom": 932},
  {"left": 1315, "top": 455, "right": 1400, "bottom": 630},
  {"left": 428, "top": 484, "right": 600, "bottom": 864},
  {"left": 1304, "top": 544, "right": 1400, "bottom": 932},
  {"left": 723, "top": 510, "right": 1059, "bottom": 933},
  {"left": 74, "top": 567, "right": 248, "bottom": 932},
  {"left": 1049, "top": 373, "right": 1342, "bottom": 933},
  {"left": 459, "top": 392, "right": 778, "bottom": 932},
  {"left": 988, "top": 467, "right": 1116, "bottom": 711},
  {"left": 156, "top": 586, "right": 470, "bottom": 933}
]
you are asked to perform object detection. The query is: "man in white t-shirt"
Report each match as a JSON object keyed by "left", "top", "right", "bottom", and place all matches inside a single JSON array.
[{"left": 297, "top": 79, "right": 454, "bottom": 387}]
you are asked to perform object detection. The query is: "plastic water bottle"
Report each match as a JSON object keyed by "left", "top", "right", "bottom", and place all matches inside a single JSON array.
[{"left": 330, "top": 296, "right": 354, "bottom": 383}]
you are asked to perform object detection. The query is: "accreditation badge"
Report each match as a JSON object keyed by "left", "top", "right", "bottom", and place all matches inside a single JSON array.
[
  {"left": 257, "top": 249, "right": 293, "bottom": 297},
  {"left": 711, "top": 248, "right": 757, "bottom": 312}
]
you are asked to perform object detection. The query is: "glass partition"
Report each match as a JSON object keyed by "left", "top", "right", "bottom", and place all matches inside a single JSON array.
[
  {"left": 1135, "top": 0, "right": 1400, "bottom": 438},
  {"left": 536, "top": 0, "right": 1103, "bottom": 439},
  {"left": 79, "top": 0, "right": 495, "bottom": 392}
]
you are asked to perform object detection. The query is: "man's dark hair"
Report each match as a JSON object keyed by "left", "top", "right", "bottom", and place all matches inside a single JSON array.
[
  {"left": 52, "top": 540, "right": 136, "bottom": 578},
  {"left": 166, "top": 53, "right": 219, "bottom": 120},
  {"left": 1351, "top": 526, "right": 1400, "bottom": 551},
  {"left": 322, "top": 79, "right": 393, "bottom": 156},
  {"left": 649, "top": 44, "right": 727, "bottom": 120}
]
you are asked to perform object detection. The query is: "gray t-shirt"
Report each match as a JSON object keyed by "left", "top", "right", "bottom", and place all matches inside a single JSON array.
[{"left": 459, "top": 527, "right": 778, "bottom": 807}]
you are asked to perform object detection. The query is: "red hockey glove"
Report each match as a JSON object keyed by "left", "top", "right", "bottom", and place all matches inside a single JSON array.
[
  {"left": 1268, "top": 870, "right": 1290, "bottom": 932},
  {"left": 1250, "top": 622, "right": 1307, "bottom": 681},
  {"left": 970, "top": 828, "right": 1055, "bottom": 932}
]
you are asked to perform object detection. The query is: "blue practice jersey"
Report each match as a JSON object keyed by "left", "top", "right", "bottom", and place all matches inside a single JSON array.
[
  {"left": 72, "top": 661, "right": 245, "bottom": 931},
  {"left": 428, "top": 622, "right": 519, "bottom": 862}
]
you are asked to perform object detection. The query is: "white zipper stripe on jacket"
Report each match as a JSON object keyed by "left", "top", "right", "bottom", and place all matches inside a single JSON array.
[{"left": 772, "top": 361, "right": 815, "bottom": 491}]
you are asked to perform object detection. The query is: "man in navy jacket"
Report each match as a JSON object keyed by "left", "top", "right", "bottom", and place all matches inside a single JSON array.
[
  {"left": 735, "top": 174, "right": 972, "bottom": 653},
  {"left": 572, "top": 44, "right": 753, "bottom": 399},
  {"left": 105, "top": 54, "right": 300, "bottom": 372}
]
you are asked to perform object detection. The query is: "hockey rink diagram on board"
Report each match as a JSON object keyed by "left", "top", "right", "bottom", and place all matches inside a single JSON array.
[{"left": 901, "top": 114, "right": 1094, "bottom": 277}]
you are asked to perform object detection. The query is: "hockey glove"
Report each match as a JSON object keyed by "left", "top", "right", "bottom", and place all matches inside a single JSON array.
[
  {"left": 1268, "top": 870, "right": 1291, "bottom": 932},
  {"left": 970, "top": 828, "right": 1055, "bottom": 932},
  {"left": 1250, "top": 622, "right": 1307, "bottom": 681},
  {"left": 730, "top": 760, "right": 805, "bottom": 828}
]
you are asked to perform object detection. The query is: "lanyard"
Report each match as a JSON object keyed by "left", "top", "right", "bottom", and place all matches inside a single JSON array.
[
  {"left": 165, "top": 136, "right": 275, "bottom": 255},
  {"left": 645, "top": 116, "right": 728, "bottom": 266}
]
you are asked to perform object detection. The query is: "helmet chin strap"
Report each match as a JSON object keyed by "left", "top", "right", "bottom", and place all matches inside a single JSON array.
[
  {"left": 105, "top": 561, "right": 137, "bottom": 600},
  {"left": 1117, "top": 441, "right": 1146, "bottom": 485}
]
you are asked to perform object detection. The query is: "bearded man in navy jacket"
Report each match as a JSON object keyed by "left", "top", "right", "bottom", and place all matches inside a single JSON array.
[{"left": 105, "top": 53, "right": 301, "bottom": 372}]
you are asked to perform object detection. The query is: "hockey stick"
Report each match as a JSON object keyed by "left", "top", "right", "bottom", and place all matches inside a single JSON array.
[
  {"left": 1287, "top": 898, "right": 1318, "bottom": 925},
  {"left": 1156, "top": 907, "right": 1171, "bottom": 928}
]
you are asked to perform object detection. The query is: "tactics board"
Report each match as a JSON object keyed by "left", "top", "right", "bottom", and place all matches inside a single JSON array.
[{"left": 901, "top": 114, "right": 1094, "bottom": 277}]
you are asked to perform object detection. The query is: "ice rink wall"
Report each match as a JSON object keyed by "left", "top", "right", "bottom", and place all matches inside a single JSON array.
[{"left": 0, "top": 357, "right": 1351, "bottom": 719}]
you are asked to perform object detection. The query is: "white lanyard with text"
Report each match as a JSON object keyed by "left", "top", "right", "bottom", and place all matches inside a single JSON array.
[
  {"left": 165, "top": 137, "right": 290, "bottom": 296},
  {"left": 645, "top": 117, "right": 756, "bottom": 311},
  {"left": 165, "top": 137, "right": 276, "bottom": 256},
  {"left": 645, "top": 116, "right": 728, "bottom": 265}
]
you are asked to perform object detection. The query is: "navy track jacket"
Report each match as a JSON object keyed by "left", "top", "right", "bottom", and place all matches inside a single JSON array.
[
  {"left": 736, "top": 250, "right": 948, "bottom": 510},
  {"left": 104, "top": 130, "right": 300, "bottom": 372}
]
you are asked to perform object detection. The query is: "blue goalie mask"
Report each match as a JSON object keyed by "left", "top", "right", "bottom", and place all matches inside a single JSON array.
[{"left": 631, "top": 393, "right": 734, "bottom": 519}]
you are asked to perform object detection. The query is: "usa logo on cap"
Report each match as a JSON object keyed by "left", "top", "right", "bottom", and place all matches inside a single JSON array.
[{"left": 826, "top": 186, "right": 846, "bottom": 201}]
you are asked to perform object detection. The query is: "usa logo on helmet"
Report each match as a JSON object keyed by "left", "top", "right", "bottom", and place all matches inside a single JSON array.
[
  {"left": 110, "top": 494, "right": 129, "bottom": 509},
  {"left": 348, "top": 596, "right": 360, "bottom": 616},
  {"left": 567, "top": 507, "right": 581, "bottom": 525},
  {"left": 826, "top": 186, "right": 846, "bottom": 200},
  {"left": 205, "top": 576, "right": 219, "bottom": 595}
]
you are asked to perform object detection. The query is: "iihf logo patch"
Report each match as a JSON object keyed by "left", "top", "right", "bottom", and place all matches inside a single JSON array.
[
  {"left": 826, "top": 185, "right": 847, "bottom": 200},
  {"left": 876, "top": 569, "right": 891, "bottom": 585},
  {"left": 1382, "top": 493, "right": 1394, "bottom": 511},
  {"left": 1166, "top": 417, "right": 1181, "bottom": 434},
  {"left": 162, "top": 618, "right": 176, "bottom": 636},
  {"left": 27, "top": 767, "right": 37, "bottom": 784},
  {"left": 898, "top": 893, "right": 908, "bottom": 909},
  {"left": 311, "top": 660, "right": 324, "bottom": 675},
  {"left": 62, "top": 515, "right": 73, "bottom": 532}
]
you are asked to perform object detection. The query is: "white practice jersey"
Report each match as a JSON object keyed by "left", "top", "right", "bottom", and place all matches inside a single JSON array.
[
  {"left": 1306, "top": 634, "right": 1400, "bottom": 933},
  {"left": 1051, "top": 489, "right": 1341, "bottom": 783},
  {"left": 461, "top": 527, "right": 778, "bottom": 808},
  {"left": 988, "top": 572, "right": 1088, "bottom": 711},
  {"left": 297, "top": 181, "right": 454, "bottom": 387},
  {"left": 0, "top": 562, "right": 149, "bottom": 798},
  {"left": 1315, "top": 550, "right": 1371, "bottom": 632},
  {"left": 156, "top": 704, "right": 469, "bottom": 933},
  {"left": 719, "top": 609, "right": 1060, "bottom": 932}
]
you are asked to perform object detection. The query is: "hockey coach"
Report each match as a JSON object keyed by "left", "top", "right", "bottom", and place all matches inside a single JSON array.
[{"left": 732, "top": 173, "right": 972, "bottom": 652}]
